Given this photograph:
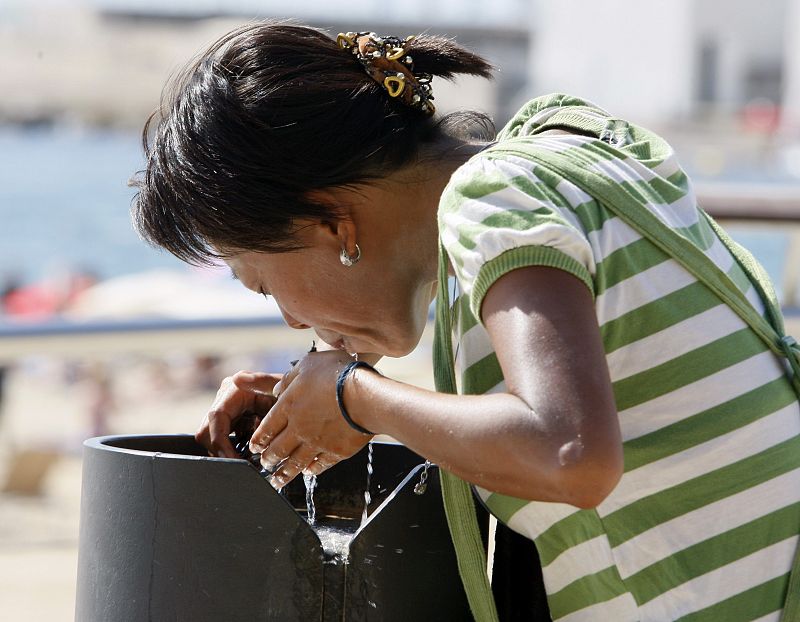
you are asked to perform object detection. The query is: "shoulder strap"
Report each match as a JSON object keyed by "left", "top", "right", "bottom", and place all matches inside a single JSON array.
[
  {"left": 482, "top": 135, "right": 800, "bottom": 620},
  {"left": 434, "top": 243, "right": 500, "bottom": 622},
  {"left": 484, "top": 139, "right": 800, "bottom": 398}
]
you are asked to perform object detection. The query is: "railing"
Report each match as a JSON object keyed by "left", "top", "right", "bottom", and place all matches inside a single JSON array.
[{"left": 1, "top": 187, "right": 799, "bottom": 363}]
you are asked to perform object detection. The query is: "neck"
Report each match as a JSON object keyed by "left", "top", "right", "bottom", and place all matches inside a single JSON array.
[{"left": 400, "top": 139, "right": 490, "bottom": 290}]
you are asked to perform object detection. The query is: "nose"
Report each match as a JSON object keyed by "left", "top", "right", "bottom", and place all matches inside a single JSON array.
[{"left": 279, "top": 307, "right": 311, "bottom": 330}]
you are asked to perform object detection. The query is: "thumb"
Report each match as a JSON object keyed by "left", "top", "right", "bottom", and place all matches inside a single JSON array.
[{"left": 231, "top": 371, "right": 283, "bottom": 394}]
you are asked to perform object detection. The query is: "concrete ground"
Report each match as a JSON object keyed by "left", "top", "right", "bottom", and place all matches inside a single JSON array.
[{"left": 0, "top": 344, "right": 434, "bottom": 620}]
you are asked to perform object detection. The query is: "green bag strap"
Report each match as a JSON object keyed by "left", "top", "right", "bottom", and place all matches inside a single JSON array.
[
  {"left": 481, "top": 135, "right": 800, "bottom": 620},
  {"left": 433, "top": 241, "right": 500, "bottom": 622},
  {"left": 483, "top": 140, "right": 800, "bottom": 397}
]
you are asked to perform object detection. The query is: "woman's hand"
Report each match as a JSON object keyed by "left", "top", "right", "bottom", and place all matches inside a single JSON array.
[
  {"left": 247, "top": 350, "right": 375, "bottom": 489},
  {"left": 195, "top": 371, "right": 281, "bottom": 458}
]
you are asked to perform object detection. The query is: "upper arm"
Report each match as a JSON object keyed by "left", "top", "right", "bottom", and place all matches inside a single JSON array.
[{"left": 481, "top": 265, "right": 623, "bottom": 499}]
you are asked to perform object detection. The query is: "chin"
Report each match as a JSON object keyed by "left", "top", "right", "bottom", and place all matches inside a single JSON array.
[{"left": 380, "top": 330, "right": 424, "bottom": 358}]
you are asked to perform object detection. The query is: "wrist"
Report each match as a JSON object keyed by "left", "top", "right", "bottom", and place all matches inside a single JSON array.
[{"left": 336, "top": 360, "right": 380, "bottom": 435}]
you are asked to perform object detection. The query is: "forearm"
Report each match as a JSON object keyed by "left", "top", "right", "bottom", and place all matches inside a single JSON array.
[{"left": 347, "top": 369, "right": 620, "bottom": 508}]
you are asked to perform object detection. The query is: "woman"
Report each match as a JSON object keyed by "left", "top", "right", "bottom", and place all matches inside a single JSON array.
[{"left": 133, "top": 22, "right": 800, "bottom": 621}]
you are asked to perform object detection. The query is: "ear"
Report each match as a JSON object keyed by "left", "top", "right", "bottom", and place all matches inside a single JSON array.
[{"left": 305, "top": 188, "right": 360, "bottom": 257}]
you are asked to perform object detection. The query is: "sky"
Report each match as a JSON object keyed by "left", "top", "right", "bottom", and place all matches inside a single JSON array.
[{"left": 8, "top": 0, "right": 529, "bottom": 28}]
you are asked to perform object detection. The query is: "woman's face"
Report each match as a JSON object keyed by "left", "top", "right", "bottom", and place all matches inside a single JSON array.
[{"left": 225, "top": 219, "right": 436, "bottom": 358}]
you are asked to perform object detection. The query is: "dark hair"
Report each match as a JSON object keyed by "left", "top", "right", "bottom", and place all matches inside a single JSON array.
[{"left": 132, "top": 21, "right": 494, "bottom": 265}]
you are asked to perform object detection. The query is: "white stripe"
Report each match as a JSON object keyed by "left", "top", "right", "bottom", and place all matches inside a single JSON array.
[
  {"left": 555, "top": 178, "right": 593, "bottom": 208},
  {"left": 613, "top": 468, "right": 800, "bottom": 579},
  {"left": 702, "top": 230, "right": 737, "bottom": 274},
  {"left": 644, "top": 190, "right": 701, "bottom": 231},
  {"left": 465, "top": 221, "right": 595, "bottom": 279},
  {"left": 586, "top": 216, "right": 642, "bottom": 263},
  {"left": 459, "top": 322, "right": 494, "bottom": 369},
  {"left": 474, "top": 486, "right": 492, "bottom": 503},
  {"left": 606, "top": 303, "right": 746, "bottom": 381},
  {"left": 650, "top": 153, "right": 681, "bottom": 179},
  {"left": 601, "top": 402, "right": 800, "bottom": 516},
  {"left": 446, "top": 185, "right": 562, "bottom": 226},
  {"left": 596, "top": 258, "right": 696, "bottom": 324},
  {"left": 745, "top": 281, "right": 766, "bottom": 313},
  {"left": 588, "top": 153, "right": 658, "bottom": 183},
  {"left": 555, "top": 592, "right": 639, "bottom": 622},
  {"left": 542, "top": 535, "right": 615, "bottom": 593},
  {"left": 638, "top": 536, "right": 798, "bottom": 621},
  {"left": 619, "top": 350, "right": 786, "bottom": 441},
  {"left": 485, "top": 379, "right": 506, "bottom": 394},
  {"left": 504, "top": 499, "right": 580, "bottom": 541},
  {"left": 751, "top": 611, "right": 782, "bottom": 622}
]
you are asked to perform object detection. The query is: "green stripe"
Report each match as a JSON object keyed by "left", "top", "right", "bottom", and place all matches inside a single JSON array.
[
  {"left": 594, "top": 238, "right": 670, "bottom": 294},
  {"left": 508, "top": 174, "right": 566, "bottom": 204},
  {"left": 600, "top": 281, "right": 716, "bottom": 354},
  {"left": 451, "top": 209, "right": 569, "bottom": 259},
  {"left": 478, "top": 208, "right": 567, "bottom": 231},
  {"left": 455, "top": 229, "right": 477, "bottom": 252},
  {"left": 547, "top": 566, "right": 628, "bottom": 618},
  {"left": 483, "top": 492, "right": 530, "bottom": 525},
  {"left": 572, "top": 198, "right": 609, "bottom": 234},
  {"left": 678, "top": 573, "right": 788, "bottom": 622},
  {"left": 727, "top": 260, "right": 755, "bottom": 298},
  {"left": 619, "top": 176, "right": 688, "bottom": 205},
  {"left": 573, "top": 139, "right": 620, "bottom": 163},
  {"left": 462, "top": 351, "right": 503, "bottom": 395},
  {"left": 535, "top": 510, "right": 605, "bottom": 566},
  {"left": 612, "top": 328, "right": 766, "bottom": 412},
  {"left": 624, "top": 376, "right": 798, "bottom": 471},
  {"left": 675, "top": 218, "right": 716, "bottom": 252},
  {"left": 603, "top": 435, "right": 800, "bottom": 546},
  {"left": 450, "top": 168, "right": 510, "bottom": 200},
  {"left": 626, "top": 502, "right": 800, "bottom": 603},
  {"left": 666, "top": 169, "right": 690, "bottom": 192},
  {"left": 456, "top": 294, "right": 479, "bottom": 334}
]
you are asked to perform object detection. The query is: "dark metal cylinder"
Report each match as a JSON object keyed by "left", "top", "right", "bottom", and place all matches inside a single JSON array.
[{"left": 75, "top": 435, "right": 474, "bottom": 621}]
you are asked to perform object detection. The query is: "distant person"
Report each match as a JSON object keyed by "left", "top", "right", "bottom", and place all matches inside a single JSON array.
[{"left": 132, "top": 22, "right": 800, "bottom": 621}]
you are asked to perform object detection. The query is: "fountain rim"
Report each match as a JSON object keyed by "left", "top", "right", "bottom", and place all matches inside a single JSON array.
[{"left": 83, "top": 433, "right": 244, "bottom": 464}]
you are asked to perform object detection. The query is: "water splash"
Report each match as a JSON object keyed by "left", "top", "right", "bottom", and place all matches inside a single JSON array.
[
  {"left": 361, "top": 441, "right": 373, "bottom": 526},
  {"left": 303, "top": 473, "right": 317, "bottom": 525},
  {"left": 315, "top": 525, "right": 354, "bottom": 563}
]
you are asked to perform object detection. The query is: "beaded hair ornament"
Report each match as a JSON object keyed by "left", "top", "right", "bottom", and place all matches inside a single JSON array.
[{"left": 337, "top": 31, "right": 435, "bottom": 115}]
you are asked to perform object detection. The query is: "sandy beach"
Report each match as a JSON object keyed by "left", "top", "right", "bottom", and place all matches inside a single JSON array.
[{"left": 0, "top": 337, "right": 434, "bottom": 620}]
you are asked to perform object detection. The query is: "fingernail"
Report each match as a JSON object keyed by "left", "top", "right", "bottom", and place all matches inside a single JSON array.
[
  {"left": 236, "top": 372, "right": 256, "bottom": 383},
  {"left": 249, "top": 441, "right": 264, "bottom": 454},
  {"left": 270, "top": 475, "right": 285, "bottom": 490},
  {"left": 261, "top": 455, "right": 278, "bottom": 470}
]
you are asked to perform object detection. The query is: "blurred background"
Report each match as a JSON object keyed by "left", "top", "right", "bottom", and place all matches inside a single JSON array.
[{"left": 1, "top": 0, "right": 799, "bottom": 618}]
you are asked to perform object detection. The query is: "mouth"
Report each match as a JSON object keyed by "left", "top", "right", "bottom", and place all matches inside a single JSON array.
[{"left": 332, "top": 338, "right": 350, "bottom": 352}]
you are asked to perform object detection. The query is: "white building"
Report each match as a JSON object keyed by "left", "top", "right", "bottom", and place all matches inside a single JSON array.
[{"left": 529, "top": 0, "right": 796, "bottom": 131}]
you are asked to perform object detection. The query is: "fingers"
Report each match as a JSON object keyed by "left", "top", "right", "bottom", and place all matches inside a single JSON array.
[
  {"left": 271, "top": 362, "right": 299, "bottom": 399},
  {"left": 303, "top": 452, "right": 340, "bottom": 477},
  {"left": 254, "top": 426, "right": 295, "bottom": 472},
  {"left": 206, "top": 412, "right": 237, "bottom": 459},
  {"left": 197, "top": 372, "right": 280, "bottom": 458},
  {"left": 231, "top": 371, "right": 282, "bottom": 395},
  {"left": 268, "top": 444, "right": 321, "bottom": 489}
]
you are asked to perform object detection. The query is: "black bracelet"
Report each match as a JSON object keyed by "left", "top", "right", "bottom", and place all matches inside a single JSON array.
[{"left": 335, "top": 360, "right": 376, "bottom": 435}]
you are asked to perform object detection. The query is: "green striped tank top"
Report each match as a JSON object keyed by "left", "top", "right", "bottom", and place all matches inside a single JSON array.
[{"left": 437, "top": 93, "right": 800, "bottom": 621}]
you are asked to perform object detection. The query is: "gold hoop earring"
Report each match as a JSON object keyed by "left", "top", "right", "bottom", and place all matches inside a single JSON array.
[{"left": 339, "top": 244, "right": 361, "bottom": 267}]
